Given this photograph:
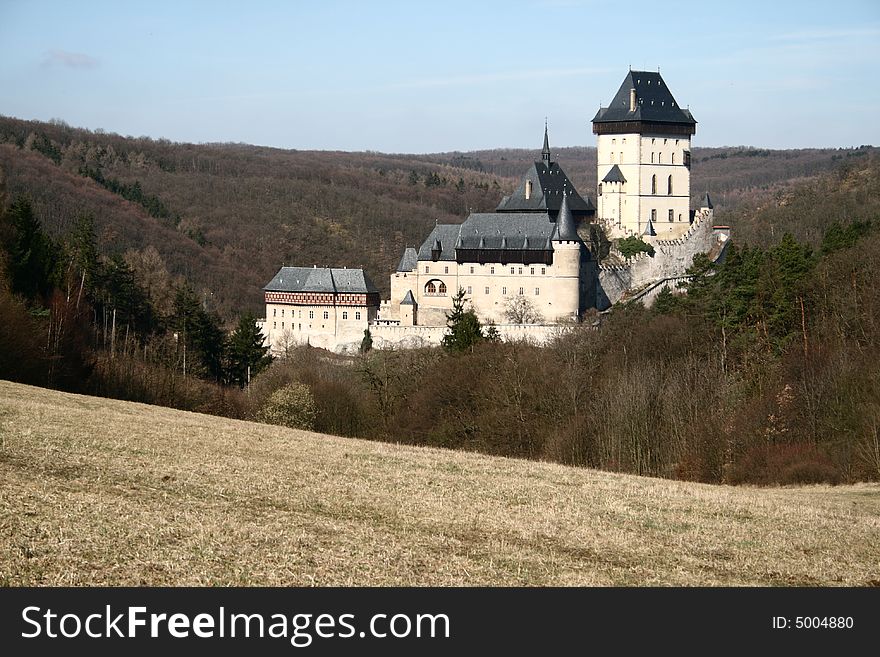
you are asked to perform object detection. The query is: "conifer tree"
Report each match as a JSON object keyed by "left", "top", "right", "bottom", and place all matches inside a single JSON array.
[
  {"left": 442, "top": 287, "right": 483, "bottom": 352},
  {"left": 226, "top": 311, "right": 271, "bottom": 387}
]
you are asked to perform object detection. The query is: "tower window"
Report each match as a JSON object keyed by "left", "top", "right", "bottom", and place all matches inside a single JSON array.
[
  {"left": 541, "top": 267, "right": 546, "bottom": 275},
  {"left": 490, "top": 267, "right": 495, "bottom": 274},
  {"left": 323, "top": 311, "right": 329, "bottom": 320},
  {"left": 619, "top": 151, "right": 623, "bottom": 163},
  {"left": 518, "top": 267, "right": 523, "bottom": 275},
  {"left": 510, "top": 267, "right": 515, "bottom": 274},
  {"left": 467, "top": 286, "right": 472, "bottom": 294},
  {"left": 519, "top": 287, "right": 524, "bottom": 295},
  {"left": 668, "top": 209, "right": 674, "bottom": 222},
  {"left": 444, "top": 266, "right": 448, "bottom": 274},
  {"left": 535, "top": 288, "right": 540, "bottom": 296},
  {"left": 502, "top": 287, "right": 507, "bottom": 295},
  {"left": 470, "top": 266, "right": 474, "bottom": 274},
  {"left": 342, "top": 311, "right": 348, "bottom": 320},
  {"left": 611, "top": 152, "right": 616, "bottom": 164},
  {"left": 672, "top": 152, "right": 676, "bottom": 164},
  {"left": 667, "top": 175, "right": 673, "bottom": 195},
  {"left": 651, "top": 152, "right": 654, "bottom": 163},
  {"left": 356, "top": 312, "right": 361, "bottom": 320},
  {"left": 485, "top": 286, "right": 489, "bottom": 294},
  {"left": 598, "top": 183, "right": 603, "bottom": 196},
  {"left": 651, "top": 209, "right": 657, "bottom": 222},
  {"left": 273, "top": 308, "right": 276, "bottom": 317},
  {"left": 425, "top": 266, "right": 429, "bottom": 273},
  {"left": 530, "top": 267, "right": 535, "bottom": 275},
  {"left": 651, "top": 175, "right": 657, "bottom": 195},
  {"left": 309, "top": 311, "right": 314, "bottom": 319}
]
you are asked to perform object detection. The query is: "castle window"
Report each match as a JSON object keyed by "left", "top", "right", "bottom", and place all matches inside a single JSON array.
[
  {"left": 343, "top": 311, "right": 348, "bottom": 320},
  {"left": 425, "top": 281, "right": 436, "bottom": 294},
  {"left": 611, "top": 152, "right": 616, "bottom": 164},
  {"left": 651, "top": 152, "right": 654, "bottom": 163},
  {"left": 299, "top": 310, "right": 302, "bottom": 318},
  {"left": 485, "top": 286, "right": 489, "bottom": 294},
  {"left": 309, "top": 311, "right": 314, "bottom": 319},
  {"left": 467, "top": 286, "right": 472, "bottom": 294},
  {"left": 530, "top": 267, "right": 535, "bottom": 275},
  {"left": 510, "top": 267, "right": 515, "bottom": 274},
  {"left": 519, "top": 287, "right": 524, "bottom": 295},
  {"left": 598, "top": 183, "right": 602, "bottom": 196},
  {"left": 535, "top": 288, "right": 540, "bottom": 296},
  {"left": 612, "top": 138, "right": 616, "bottom": 145},
  {"left": 439, "top": 282, "right": 447, "bottom": 294},
  {"left": 273, "top": 308, "right": 276, "bottom": 317},
  {"left": 281, "top": 309, "right": 284, "bottom": 317},
  {"left": 323, "top": 311, "right": 329, "bottom": 320},
  {"left": 684, "top": 150, "right": 691, "bottom": 170},
  {"left": 651, "top": 138, "right": 655, "bottom": 144},
  {"left": 668, "top": 175, "right": 673, "bottom": 195},
  {"left": 672, "top": 152, "right": 676, "bottom": 164},
  {"left": 281, "top": 322, "right": 284, "bottom": 329},
  {"left": 651, "top": 175, "right": 657, "bottom": 195},
  {"left": 541, "top": 267, "right": 546, "bottom": 275},
  {"left": 298, "top": 324, "right": 301, "bottom": 331},
  {"left": 619, "top": 151, "right": 623, "bottom": 163},
  {"left": 664, "top": 139, "right": 668, "bottom": 145},
  {"left": 502, "top": 287, "right": 507, "bottom": 295},
  {"left": 490, "top": 267, "right": 495, "bottom": 274},
  {"left": 273, "top": 321, "right": 276, "bottom": 329},
  {"left": 518, "top": 267, "right": 523, "bottom": 275},
  {"left": 444, "top": 266, "right": 449, "bottom": 274},
  {"left": 356, "top": 312, "right": 361, "bottom": 320},
  {"left": 470, "top": 266, "right": 474, "bottom": 274},
  {"left": 425, "top": 266, "right": 429, "bottom": 273},
  {"left": 651, "top": 209, "right": 657, "bottom": 222},
  {"left": 668, "top": 209, "right": 674, "bottom": 222}
]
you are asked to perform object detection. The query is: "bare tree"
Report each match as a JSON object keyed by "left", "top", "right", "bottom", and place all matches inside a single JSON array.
[{"left": 503, "top": 295, "right": 544, "bottom": 324}]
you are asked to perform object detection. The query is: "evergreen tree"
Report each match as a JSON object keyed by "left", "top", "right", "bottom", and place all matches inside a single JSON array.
[
  {"left": 4, "top": 197, "right": 57, "bottom": 302},
  {"left": 226, "top": 312, "right": 272, "bottom": 387},
  {"left": 442, "top": 287, "right": 483, "bottom": 352},
  {"left": 360, "top": 328, "right": 373, "bottom": 353}
]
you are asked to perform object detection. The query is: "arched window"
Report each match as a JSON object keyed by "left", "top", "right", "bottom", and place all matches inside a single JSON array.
[
  {"left": 425, "top": 279, "right": 446, "bottom": 296},
  {"left": 438, "top": 282, "right": 447, "bottom": 295},
  {"left": 651, "top": 175, "right": 657, "bottom": 195},
  {"left": 667, "top": 175, "right": 673, "bottom": 195},
  {"left": 425, "top": 281, "right": 436, "bottom": 295}
]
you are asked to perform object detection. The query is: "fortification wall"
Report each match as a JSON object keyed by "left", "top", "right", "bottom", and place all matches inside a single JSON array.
[
  {"left": 597, "top": 210, "right": 722, "bottom": 309},
  {"left": 369, "top": 323, "right": 569, "bottom": 350}
]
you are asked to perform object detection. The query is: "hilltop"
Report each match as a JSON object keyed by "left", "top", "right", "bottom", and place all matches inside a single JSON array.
[
  {"left": 1, "top": 115, "right": 871, "bottom": 320},
  {"left": 1, "top": 380, "right": 877, "bottom": 586}
]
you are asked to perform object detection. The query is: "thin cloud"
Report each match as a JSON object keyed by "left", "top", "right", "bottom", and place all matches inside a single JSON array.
[
  {"left": 382, "top": 66, "right": 613, "bottom": 91},
  {"left": 42, "top": 49, "right": 99, "bottom": 69}
]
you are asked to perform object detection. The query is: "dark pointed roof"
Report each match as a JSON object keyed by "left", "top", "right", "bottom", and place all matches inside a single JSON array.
[
  {"left": 541, "top": 121, "right": 551, "bottom": 165},
  {"left": 554, "top": 193, "right": 579, "bottom": 241},
  {"left": 496, "top": 160, "right": 595, "bottom": 216},
  {"left": 700, "top": 192, "right": 714, "bottom": 209},
  {"left": 642, "top": 216, "right": 657, "bottom": 236},
  {"left": 592, "top": 70, "right": 696, "bottom": 127},
  {"left": 400, "top": 290, "right": 416, "bottom": 305},
  {"left": 396, "top": 247, "right": 418, "bottom": 272},
  {"left": 602, "top": 164, "right": 627, "bottom": 184}
]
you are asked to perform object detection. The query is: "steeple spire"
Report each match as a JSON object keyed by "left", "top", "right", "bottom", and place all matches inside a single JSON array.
[{"left": 542, "top": 118, "right": 551, "bottom": 166}]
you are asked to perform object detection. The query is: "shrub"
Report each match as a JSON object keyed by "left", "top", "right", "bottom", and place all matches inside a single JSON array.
[
  {"left": 617, "top": 236, "right": 655, "bottom": 258},
  {"left": 727, "top": 443, "right": 841, "bottom": 486},
  {"left": 255, "top": 382, "right": 317, "bottom": 431}
]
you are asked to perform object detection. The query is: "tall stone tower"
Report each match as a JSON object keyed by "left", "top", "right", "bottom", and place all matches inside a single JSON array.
[
  {"left": 592, "top": 70, "right": 696, "bottom": 239},
  {"left": 551, "top": 191, "right": 581, "bottom": 321}
]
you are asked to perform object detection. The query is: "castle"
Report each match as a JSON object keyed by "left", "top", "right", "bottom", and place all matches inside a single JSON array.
[{"left": 261, "top": 70, "right": 729, "bottom": 354}]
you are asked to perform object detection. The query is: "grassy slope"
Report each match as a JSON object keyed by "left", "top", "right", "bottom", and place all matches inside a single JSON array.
[{"left": 1, "top": 380, "right": 877, "bottom": 586}]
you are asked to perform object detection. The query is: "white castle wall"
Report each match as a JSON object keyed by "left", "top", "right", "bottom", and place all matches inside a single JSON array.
[
  {"left": 368, "top": 323, "right": 573, "bottom": 350},
  {"left": 597, "top": 210, "right": 726, "bottom": 309}
]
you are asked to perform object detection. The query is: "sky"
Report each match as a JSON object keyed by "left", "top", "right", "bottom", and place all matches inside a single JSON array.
[{"left": 1, "top": 0, "right": 879, "bottom": 152}]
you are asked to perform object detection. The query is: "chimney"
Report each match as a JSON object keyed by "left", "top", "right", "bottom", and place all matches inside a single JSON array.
[{"left": 629, "top": 88, "right": 637, "bottom": 112}]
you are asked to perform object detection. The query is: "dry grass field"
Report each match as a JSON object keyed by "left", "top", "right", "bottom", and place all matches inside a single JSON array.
[{"left": 1, "top": 380, "right": 878, "bottom": 586}]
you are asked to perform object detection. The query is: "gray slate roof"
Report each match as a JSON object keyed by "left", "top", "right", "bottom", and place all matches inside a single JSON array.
[
  {"left": 496, "top": 161, "right": 595, "bottom": 215},
  {"left": 602, "top": 164, "right": 627, "bottom": 183},
  {"left": 400, "top": 290, "right": 416, "bottom": 305},
  {"left": 417, "top": 210, "right": 576, "bottom": 259},
  {"left": 396, "top": 247, "right": 418, "bottom": 272},
  {"left": 592, "top": 70, "right": 696, "bottom": 126},
  {"left": 264, "top": 266, "right": 379, "bottom": 294},
  {"left": 700, "top": 192, "right": 714, "bottom": 209},
  {"left": 555, "top": 193, "right": 578, "bottom": 241}
]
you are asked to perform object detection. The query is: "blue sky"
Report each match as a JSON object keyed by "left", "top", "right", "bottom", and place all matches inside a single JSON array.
[{"left": 1, "top": 0, "right": 878, "bottom": 152}]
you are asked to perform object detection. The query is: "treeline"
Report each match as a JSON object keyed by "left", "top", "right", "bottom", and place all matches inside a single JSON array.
[{"left": 0, "top": 195, "right": 271, "bottom": 413}]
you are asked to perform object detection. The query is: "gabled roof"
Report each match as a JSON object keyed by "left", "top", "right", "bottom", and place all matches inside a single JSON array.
[
  {"left": 592, "top": 70, "right": 696, "bottom": 126},
  {"left": 416, "top": 211, "right": 573, "bottom": 258},
  {"left": 264, "top": 266, "right": 379, "bottom": 294},
  {"left": 496, "top": 161, "right": 595, "bottom": 215},
  {"left": 400, "top": 290, "right": 416, "bottom": 305},
  {"left": 396, "top": 247, "right": 418, "bottom": 272},
  {"left": 602, "top": 164, "right": 627, "bottom": 183},
  {"left": 416, "top": 223, "right": 464, "bottom": 261}
]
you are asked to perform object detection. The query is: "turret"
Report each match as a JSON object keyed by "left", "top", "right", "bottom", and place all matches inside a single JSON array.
[
  {"left": 551, "top": 191, "right": 581, "bottom": 322},
  {"left": 541, "top": 119, "right": 551, "bottom": 167}
]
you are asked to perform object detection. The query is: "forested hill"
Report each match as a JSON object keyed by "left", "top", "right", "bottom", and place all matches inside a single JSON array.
[{"left": 0, "top": 114, "right": 873, "bottom": 319}]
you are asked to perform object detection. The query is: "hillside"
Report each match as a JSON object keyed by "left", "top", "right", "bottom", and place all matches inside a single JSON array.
[
  {"left": 1, "top": 380, "right": 877, "bottom": 586},
  {"left": 1, "top": 115, "right": 872, "bottom": 320}
]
